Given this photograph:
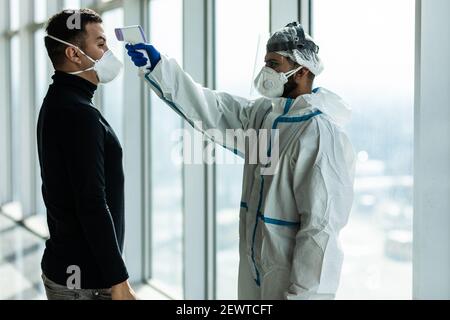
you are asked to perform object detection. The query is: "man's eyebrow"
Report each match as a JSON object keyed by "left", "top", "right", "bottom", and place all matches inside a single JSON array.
[
  {"left": 96, "top": 36, "right": 106, "bottom": 42},
  {"left": 265, "top": 58, "right": 280, "bottom": 63}
]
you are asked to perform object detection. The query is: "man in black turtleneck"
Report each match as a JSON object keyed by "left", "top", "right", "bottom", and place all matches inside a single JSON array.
[{"left": 37, "top": 9, "right": 136, "bottom": 300}]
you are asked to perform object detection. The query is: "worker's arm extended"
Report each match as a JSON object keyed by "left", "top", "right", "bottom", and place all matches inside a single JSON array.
[{"left": 127, "top": 43, "right": 270, "bottom": 156}]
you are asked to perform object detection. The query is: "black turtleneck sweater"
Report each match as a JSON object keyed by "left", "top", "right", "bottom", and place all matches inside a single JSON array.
[{"left": 37, "top": 71, "right": 129, "bottom": 289}]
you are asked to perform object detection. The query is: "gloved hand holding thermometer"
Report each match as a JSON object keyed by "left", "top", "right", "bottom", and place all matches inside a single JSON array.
[
  {"left": 126, "top": 43, "right": 161, "bottom": 72},
  {"left": 115, "top": 25, "right": 161, "bottom": 72}
]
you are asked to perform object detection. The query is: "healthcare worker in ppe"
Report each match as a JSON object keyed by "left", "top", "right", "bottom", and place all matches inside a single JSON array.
[{"left": 126, "top": 22, "right": 356, "bottom": 300}]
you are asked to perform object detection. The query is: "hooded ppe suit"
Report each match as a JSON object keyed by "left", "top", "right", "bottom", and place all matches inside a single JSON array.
[{"left": 139, "top": 53, "right": 356, "bottom": 300}]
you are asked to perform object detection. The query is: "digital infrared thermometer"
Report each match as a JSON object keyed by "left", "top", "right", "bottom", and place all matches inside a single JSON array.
[{"left": 115, "top": 25, "right": 151, "bottom": 70}]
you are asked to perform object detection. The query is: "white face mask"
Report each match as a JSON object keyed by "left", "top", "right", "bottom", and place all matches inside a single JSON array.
[
  {"left": 46, "top": 35, "right": 123, "bottom": 84},
  {"left": 254, "top": 65, "right": 303, "bottom": 98}
]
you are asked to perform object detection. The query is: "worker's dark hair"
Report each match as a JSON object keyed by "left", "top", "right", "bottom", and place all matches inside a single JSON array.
[{"left": 45, "top": 8, "right": 102, "bottom": 67}]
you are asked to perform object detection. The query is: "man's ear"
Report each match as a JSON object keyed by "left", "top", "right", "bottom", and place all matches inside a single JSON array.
[
  {"left": 65, "top": 46, "right": 83, "bottom": 65},
  {"left": 295, "top": 68, "right": 311, "bottom": 81},
  {"left": 293, "top": 68, "right": 305, "bottom": 83}
]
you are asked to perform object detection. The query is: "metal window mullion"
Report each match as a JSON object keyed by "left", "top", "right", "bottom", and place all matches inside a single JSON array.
[
  {"left": 182, "top": 0, "right": 210, "bottom": 300},
  {"left": 413, "top": 0, "right": 450, "bottom": 299},
  {"left": 4, "top": 0, "right": 13, "bottom": 206},
  {"left": 31, "top": 0, "right": 40, "bottom": 217},
  {"left": 299, "top": 0, "right": 312, "bottom": 34},
  {"left": 206, "top": 0, "right": 217, "bottom": 300},
  {"left": 122, "top": 0, "right": 146, "bottom": 285},
  {"left": 47, "top": 0, "right": 59, "bottom": 75},
  {"left": 17, "top": 0, "right": 36, "bottom": 217},
  {"left": 270, "top": 0, "right": 300, "bottom": 33},
  {"left": 0, "top": 0, "right": 11, "bottom": 205},
  {"left": 94, "top": 0, "right": 124, "bottom": 13},
  {"left": 141, "top": 0, "right": 152, "bottom": 284},
  {"left": 139, "top": 0, "right": 148, "bottom": 287}
]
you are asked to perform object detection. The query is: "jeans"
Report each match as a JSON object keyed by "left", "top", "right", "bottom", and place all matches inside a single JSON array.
[{"left": 42, "top": 274, "right": 112, "bottom": 300}]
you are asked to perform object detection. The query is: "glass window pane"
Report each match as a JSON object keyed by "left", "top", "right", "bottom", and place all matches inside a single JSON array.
[
  {"left": 101, "top": 8, "right": 125, "bottom": 143},
  {"left": 149, "top": 0, "right": 184, "bottom": 299},
  {"left": 11, "top": 36, "right": 21, "bottom": 203},
  {"left": 312, "top": 0, "right": 414, "bottom": 299},
  {"left": 10, "top": 0, "right": 20, "bottom": 30},
  {"left": 63, "top": 0, "right": 81, "bottom": 10},
  {"left": 34, "top": 0, "right": 48, "bottom": 23},
  {"left": 214, "top": 0, "right": 270, "bottom": 300},
  {"left": 35, "top": 29, "right": 50, "bottom": 215}
]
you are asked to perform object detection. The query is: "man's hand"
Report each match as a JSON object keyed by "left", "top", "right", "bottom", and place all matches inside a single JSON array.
[
  {"left": 111, "top": 280, "right": 138, "bottom": 300},
  {"left": 126, "top": 43, "right": 161, "bottom": 71}
]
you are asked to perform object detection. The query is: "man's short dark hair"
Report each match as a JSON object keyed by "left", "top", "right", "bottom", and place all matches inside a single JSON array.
[{"left": 45, "top": 9, "right": 103, "bottom": 68}]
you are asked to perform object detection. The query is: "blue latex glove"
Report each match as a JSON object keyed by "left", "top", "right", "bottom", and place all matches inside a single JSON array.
[{"left": 125, "top": 43, "right": 161, "bottom": 72}]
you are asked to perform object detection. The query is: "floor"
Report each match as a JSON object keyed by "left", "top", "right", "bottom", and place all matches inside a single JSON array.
[
  {"left": 0, "top": 212, "right": 167, "bottom": 300},
  {"left": 0, "top": 214, "right": 47, "bottom": 300}
]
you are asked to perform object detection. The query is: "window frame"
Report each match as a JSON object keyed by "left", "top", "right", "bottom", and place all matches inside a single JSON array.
[
  {"left": 413, "top": 0, "right": 450, "bottom": 299},
  {"left": 1, "top": 0, "right": 449, "bottom": 300}
]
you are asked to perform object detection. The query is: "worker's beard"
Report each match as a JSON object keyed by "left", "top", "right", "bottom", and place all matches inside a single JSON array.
[{"left": 282, "top": 75, "right": 298, "bottom": 98}]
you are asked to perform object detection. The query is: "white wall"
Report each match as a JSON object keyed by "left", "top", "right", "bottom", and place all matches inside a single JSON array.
[{"left": 414, "top": 0, "right": 450, "bottom": 300}]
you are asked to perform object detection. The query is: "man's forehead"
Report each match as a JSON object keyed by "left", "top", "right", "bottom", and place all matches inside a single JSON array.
[
  {"left": 265, "top": 52, "right": 285, "bottom": 62},
  {"left": 85, "top": 22, "right": 106, "bottom": 40}
]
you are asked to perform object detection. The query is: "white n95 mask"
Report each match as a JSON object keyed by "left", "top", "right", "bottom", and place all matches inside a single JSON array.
[
  {"left": 254, "top": 66, "right": 303, "bottom": 98},
  {"left": 46, "top": 35, "right": 123, "bottom": 84}
]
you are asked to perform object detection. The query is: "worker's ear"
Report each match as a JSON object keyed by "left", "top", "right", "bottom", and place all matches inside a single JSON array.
[
  {"left": 294, "top": 67, "right": 311, "bottom": 82},
  {"left": 65, "top": 46, "right": 83, "bottom": 65},
  {"left": 293, "top": 67, "right": 305, "bottom": 83}
]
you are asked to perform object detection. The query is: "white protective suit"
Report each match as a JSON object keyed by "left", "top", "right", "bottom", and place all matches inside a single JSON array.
[{"left": 142, "top": 55, "right": 356, "bottom": 300}]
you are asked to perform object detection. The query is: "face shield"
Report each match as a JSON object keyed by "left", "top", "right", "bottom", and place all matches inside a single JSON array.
[
  {"left": 251, "top": 22, "right": 325, "bottom": 97},
  {"left": 251, "top": 32, "right": 271, "bottom": 97}
]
